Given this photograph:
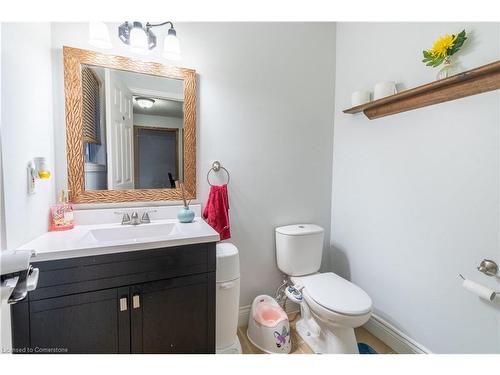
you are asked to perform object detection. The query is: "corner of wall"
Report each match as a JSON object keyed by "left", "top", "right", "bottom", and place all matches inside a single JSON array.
[
  {"left": 0, "top": 22, "right": 5, "bottom": 251},
  {"left": 0, "top": 21, "right": 13, "bottom": 354},
  {"left": 50, "top": 22, "right": 68, "bottom": 196},
  {"left": 326, "top": 22, "right": 339, "bottom": 276}
]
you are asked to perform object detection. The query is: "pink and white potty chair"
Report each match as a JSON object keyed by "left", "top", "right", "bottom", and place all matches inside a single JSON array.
[{"left": 247, "top": 295, "right": 291, "bottom": 354}]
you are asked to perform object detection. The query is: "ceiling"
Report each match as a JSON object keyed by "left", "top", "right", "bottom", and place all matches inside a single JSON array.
[{"left": 115, "top": 69, "right": 184, "bottom": 101}]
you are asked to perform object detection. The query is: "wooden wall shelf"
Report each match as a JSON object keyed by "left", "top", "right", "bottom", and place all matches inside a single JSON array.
[{"left": 343, "top": 60, "right": 500, "bottom": 120}]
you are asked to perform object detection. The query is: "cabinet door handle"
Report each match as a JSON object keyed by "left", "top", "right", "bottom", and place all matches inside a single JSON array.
[
  {"left": 119, "top": 297, "right": 128, "bottom": 311},
  {"left": 132, "top": 294, "right": 140, "bottom": 309}
]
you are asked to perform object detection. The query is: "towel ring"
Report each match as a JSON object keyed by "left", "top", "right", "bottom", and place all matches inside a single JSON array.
[{"left": 207, "top": 161, "right": 230, "bottom": 186}]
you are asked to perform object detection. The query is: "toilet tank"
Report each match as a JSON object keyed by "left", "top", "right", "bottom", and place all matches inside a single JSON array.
[{"left": 275, "top": 224, "right": 324, "bottom": 276}]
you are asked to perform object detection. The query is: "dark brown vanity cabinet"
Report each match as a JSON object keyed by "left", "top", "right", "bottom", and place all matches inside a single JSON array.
[{"left": 11, "top": 243, "right": 216, "bottom": 354}]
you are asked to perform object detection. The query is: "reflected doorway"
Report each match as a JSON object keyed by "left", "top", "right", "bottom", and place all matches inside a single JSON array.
[{"left": 134, "top": 126, "right": 179, "bottom": 189}]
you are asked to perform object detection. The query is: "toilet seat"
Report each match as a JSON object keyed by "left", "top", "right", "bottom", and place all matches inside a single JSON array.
[{"left": 291, "top": 272, "right": 372, "bottom": 316}]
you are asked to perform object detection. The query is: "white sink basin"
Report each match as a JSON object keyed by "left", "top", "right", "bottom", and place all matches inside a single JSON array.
[
  {"left": 87, "top": 223, "right": 177, "bottom": 243},
  {"left": 17, "top": 205, "right": 221, "bottom": 262}
]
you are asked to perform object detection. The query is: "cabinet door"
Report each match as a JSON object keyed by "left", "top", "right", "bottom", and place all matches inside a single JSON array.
[
  {"left": 131, "top": 273, "right": 215, "bottom": 354},
  {"left": 28, "top": 287, "right": 130, "bottom": 353}
]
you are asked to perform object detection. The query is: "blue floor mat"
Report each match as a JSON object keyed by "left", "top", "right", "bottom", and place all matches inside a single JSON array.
[{"left": 358, "top": 342, "right": 378, "bottom": 354}]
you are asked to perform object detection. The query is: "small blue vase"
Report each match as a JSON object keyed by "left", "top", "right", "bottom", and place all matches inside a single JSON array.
[{"left": 177, "top": 206, "right": 195, "bottom": 223}]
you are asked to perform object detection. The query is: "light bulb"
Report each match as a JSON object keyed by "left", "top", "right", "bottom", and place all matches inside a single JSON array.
[
  {"left": 129, "top": 26, "right": 149, "bottom": 55},
  {"left": 163, "top": 28, "right": 181, "bottom": 60},
  {"left": 88, "top": 22, "right": 112, "bottom": 49}
]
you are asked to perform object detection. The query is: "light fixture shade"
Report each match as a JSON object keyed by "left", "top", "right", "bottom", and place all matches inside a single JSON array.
[
  {"left": 129, "top": 26, "right": 149, "bottom": 55},
  {"left": 88, "top": 22, "right": 112, "bottom": 49},
  {"left": 163, "top": 29, "right": 181, "bottom": 60},
  {"left": 136, "top": 97, "right": 155, "bottom": 109}
]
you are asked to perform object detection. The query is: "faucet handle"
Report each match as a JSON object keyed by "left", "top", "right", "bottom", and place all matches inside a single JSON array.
[
  {"left": 114, "top": 212, "right": 131, "bottom": 225},
  {"left": 141, "top": 210, "right": 157, "bottom": 224}
]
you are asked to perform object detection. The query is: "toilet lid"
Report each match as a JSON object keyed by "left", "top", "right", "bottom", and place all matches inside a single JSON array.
[{"left": 292, "top": 273, "right": 372, "bottom": 315}]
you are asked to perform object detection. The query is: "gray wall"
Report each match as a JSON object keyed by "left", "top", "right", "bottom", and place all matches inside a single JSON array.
[
  {"left": 332, "top": 22, "right": 500, "bottom": 353},
  {"left": 185, "top": 23, "right": 336, "bottom": 304}
]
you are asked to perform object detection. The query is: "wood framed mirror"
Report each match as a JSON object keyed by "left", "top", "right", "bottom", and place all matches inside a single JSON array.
[{"left": 63, "top": 46, "right": 196, "bottom": 203}]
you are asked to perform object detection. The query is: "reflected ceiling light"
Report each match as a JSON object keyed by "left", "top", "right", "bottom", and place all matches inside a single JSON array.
[
  {"left": 135, "top": 97, "right": 155, "bottom": 109},
  {"left": 118, "top": 21, "right": 181, "bottom": 60},
  {"left": 88, "top": 22, "right": 112, "bottom": 49}
]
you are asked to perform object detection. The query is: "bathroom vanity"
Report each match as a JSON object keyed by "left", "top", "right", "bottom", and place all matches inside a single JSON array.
[{"left": 11, "top": 213, "right": 220, "bottom": 354}]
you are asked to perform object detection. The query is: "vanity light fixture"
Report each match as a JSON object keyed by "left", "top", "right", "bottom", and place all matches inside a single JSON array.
[
  {"left": 120, "top": 22, "right": 155, "bottom": 55},
  {"left": 135, "top": 97, "right": 155, "bottom": 109},
  {"left": 118, "top": 21, "right": 181, "bottom": 60}
]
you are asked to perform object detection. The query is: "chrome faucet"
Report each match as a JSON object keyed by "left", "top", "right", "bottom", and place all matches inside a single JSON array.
[
  {"left": 115, "top": 210, "right": 156, "bottom": 225},
  {"left": 130, "top": 212, "right": 141, "bottom": 225}
]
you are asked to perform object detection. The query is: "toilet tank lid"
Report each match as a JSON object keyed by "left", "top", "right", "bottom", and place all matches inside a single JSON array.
[{"left": 275, "top": 224, "right": 324, "bottom": 236}]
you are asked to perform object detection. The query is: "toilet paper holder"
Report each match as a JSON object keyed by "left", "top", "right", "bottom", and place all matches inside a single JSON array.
[
  {"left": 477, "top": 259, "right": 498, "bottom": 277},
  {"left": 459, "top": 259, "right": 498, "bottom": 279}
]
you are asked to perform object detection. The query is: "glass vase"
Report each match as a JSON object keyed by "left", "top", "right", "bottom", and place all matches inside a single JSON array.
[{"left": 436, "top": 58, "right": 458, "bottom": 80}]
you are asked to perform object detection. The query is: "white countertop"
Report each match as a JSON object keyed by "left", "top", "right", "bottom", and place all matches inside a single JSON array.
[{"left": 18, "top": 217, "right": 220, "bottom": 262}]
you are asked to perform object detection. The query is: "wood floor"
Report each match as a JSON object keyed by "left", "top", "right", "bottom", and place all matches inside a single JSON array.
[{"left": 237, "top": 311, "right": 396, "bottom": 354}]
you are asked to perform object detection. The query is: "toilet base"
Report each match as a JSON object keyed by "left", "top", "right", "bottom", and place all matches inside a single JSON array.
[{"left": 295, "top": 314, "right": 359, "bottom": 354}]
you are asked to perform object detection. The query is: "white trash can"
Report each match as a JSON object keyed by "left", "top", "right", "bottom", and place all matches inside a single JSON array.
[{"left": 216, "top": 243, "right": 241, "bottom": 354}]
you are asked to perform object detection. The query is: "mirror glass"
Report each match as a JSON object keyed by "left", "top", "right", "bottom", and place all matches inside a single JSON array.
[{"left": 81, "top": 64, "right": 184, "bottom": 191}]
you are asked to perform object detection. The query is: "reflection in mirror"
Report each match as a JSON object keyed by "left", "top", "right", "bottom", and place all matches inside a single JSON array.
[{"left": 81, "top": 65, "right": 184, "bottom": 191}]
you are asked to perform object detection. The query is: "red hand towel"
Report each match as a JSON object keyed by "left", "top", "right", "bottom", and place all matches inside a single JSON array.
[{"left": 203, "top": 184, "right": 231, "bottom": 241}]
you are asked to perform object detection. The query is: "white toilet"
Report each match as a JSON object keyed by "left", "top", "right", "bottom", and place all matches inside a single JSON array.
[{"left": 275, "top": 224, "right": 372, "bottom": 354}]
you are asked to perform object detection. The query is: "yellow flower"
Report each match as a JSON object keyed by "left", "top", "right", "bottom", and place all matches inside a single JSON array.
[{"left": 430, "top": 34, "right": 456, "bottom": 58}]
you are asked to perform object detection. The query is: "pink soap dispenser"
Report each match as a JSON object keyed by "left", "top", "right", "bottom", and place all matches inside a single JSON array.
[{"left": 49, "top": 189, "right": 74, "bottom": 231}]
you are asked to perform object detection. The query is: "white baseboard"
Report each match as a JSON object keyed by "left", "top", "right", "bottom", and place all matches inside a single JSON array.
[
  {"left": 364, "top": 314, "right": 431, "bottom": 354},
  {"left": 238, "top": 301, "right": 300, "bottom": 327}
]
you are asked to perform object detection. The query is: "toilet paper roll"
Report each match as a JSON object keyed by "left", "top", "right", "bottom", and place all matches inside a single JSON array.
[{"left": 462, "top": 279, "right": 496, "bottom": 301}]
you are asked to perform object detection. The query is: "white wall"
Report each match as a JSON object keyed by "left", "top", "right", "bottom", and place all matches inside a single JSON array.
[
  {"left": 50, "top": 23, "right": 336, "bottom": 306},
  {"left": 1, "top": 23, "right": 55, "bottom": 249},
  {"left": 0, "top": 22, "right": 55, "bottom": 352},
  {"left": 134, "top": 114, "right": 183, "bottom": 129},
  {"left": 0, "top": 22, "right": 10, "bottom": 353},
  {"left": 0, "top": 24, "right": 4, "bottom": 250},
  {"left": 332, "top": 22, "right": 500, "bottom": 353}
]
